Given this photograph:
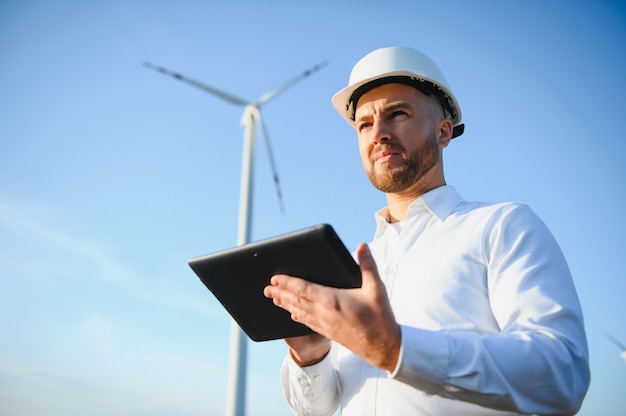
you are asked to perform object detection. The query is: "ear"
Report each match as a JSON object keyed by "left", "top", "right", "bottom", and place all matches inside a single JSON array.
[{"left": 437, "top": 118, "right": 453, "bottom": 149}]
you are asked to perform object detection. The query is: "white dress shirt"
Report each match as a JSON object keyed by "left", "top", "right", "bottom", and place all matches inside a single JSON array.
[{"left": 280, "top": 186, "right": 589, "bottom": 416}]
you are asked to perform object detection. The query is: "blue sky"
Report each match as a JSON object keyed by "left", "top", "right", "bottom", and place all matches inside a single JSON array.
[{"left": 1, "top": 1, "right": 625, "bottom": 415}]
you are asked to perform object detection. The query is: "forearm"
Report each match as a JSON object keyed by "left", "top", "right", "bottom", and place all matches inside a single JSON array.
[{"left": 393, "top": 325, "right": 589, "bottom": 415}]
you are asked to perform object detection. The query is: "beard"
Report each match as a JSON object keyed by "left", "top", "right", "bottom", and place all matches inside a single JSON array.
[{"left": 366, "top": 133, "right": 440, "bottom": 193}]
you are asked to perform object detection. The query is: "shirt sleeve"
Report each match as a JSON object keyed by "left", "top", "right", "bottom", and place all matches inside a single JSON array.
[
  {"left": 280, "top": 346, "right": 341, "bottom": 416},
  {"left": 390, "top": 204, "right": 590, "bottom": 415}
]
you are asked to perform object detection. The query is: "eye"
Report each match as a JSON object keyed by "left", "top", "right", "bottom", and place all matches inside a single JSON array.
[
  {"left": 357, "top": 121, "right": 373, "bottom": 132},
  {"left": 389, "top": 110, "right": 408, "bottom": 119}
]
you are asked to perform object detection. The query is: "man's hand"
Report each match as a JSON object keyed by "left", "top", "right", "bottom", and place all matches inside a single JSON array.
[
  {"left": 263, "top": 243, "right": 401, "bottom": 372},
  {"left": 285, "top": 334, "right": 331, "bottom": 367}
]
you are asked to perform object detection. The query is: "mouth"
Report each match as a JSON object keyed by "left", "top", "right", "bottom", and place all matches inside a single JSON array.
[{"left": 373, "top": 148, "right": 401, "bottom": 163}]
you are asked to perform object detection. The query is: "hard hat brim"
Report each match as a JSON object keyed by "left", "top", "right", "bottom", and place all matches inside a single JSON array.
[{"left": 331, "top": 70, "right": 463, "bottom": 138}]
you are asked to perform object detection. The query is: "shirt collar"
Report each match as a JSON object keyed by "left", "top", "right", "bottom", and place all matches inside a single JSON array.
[
  {"left": 374, "top": 185, "right": 464, "bottom": 235},
  {"left": 419, "top": 185, "right": 464, "bottom": 221}
]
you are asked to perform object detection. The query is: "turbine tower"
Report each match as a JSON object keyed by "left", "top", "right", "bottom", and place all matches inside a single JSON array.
[{"left": 144, "top": 60, "right": 327, "bottom": 416}]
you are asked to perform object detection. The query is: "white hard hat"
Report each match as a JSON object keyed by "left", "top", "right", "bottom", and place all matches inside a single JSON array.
[{"left": 332, "top": 46, "right": 464, "bottom": 138}]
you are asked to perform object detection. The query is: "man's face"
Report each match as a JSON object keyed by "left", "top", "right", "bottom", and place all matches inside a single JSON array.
[{"left": 354, "top": 83, "right": 445, "bottom": 194}]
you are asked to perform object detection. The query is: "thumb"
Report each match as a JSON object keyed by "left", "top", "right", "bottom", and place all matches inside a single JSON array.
[{"left": 356, "top": 243, "right": 381, "bottom": 290}]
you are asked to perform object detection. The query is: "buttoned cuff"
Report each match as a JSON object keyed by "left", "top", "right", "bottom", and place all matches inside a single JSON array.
[
  {"left": 283, "top": 349, "right": 339, "bottom": 416},
  {"left": 286, "top": 350, "right": 335, "bottom": 398}
]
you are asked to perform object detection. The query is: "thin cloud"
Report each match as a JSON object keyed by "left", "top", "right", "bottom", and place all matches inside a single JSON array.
[{"left": 0, "top": 194, "right": 221, "bottom": 318}]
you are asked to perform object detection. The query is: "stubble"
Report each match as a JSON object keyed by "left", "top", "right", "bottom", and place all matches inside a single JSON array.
[{"left": 366, "top": 134, "right": 440, "bottom": 193}]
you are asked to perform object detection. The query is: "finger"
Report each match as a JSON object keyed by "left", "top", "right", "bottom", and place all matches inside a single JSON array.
[
  {"left": 265, "top": 276, "right": 336, "bottom": 333},
  {"left": 268, "top": 273, "right": 293, "bottom": 286},
  {"left": 263, "top": 274, "right": 299, "bottom": 303},
  {"left": 264, "top": 276, "right": 314, "bottom": 315},
  {"left": 263, "top": 284, "right": 277, "bottom": 300},
  {"left": 270, "top": 274, "right": 329, "bottom": 302},
  {"left": 356, "top": 243, "right": 381, "bottom": 290}
]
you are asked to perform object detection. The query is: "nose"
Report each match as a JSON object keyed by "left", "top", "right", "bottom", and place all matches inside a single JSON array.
[{"left": 370, "top": 119, "right": 392, "bottom": 145}]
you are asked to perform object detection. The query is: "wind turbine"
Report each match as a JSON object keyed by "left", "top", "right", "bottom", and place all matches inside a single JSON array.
[
  {"left": 605, "top": 332, "right": 626, "bottom": 364},
  {"left": 144, "top": 60, "right": 327, "bottom": 416}
]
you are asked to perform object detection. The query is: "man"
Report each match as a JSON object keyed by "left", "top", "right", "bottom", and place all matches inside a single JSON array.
[{"left": 263, "top": 46, "right": 590, "bottom": 415}]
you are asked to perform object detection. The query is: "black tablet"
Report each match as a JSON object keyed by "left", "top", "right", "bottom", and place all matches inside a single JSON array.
[{"left": 188, "top": 224, "right": 361, "bottom": 342}]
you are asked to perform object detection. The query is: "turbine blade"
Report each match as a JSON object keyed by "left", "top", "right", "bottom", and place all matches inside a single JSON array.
[
  {"left": 143, "top": 62, "right": 249, "bottom": 106},
  {"left": 257, "top": 61, "right": 328, "bottom": 106},
  {"left": 605, "top": 332, "right": 626, "bottom": 351},
  {"left": 253, "top": 109, "right": 284, "bottom": 213}
]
